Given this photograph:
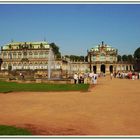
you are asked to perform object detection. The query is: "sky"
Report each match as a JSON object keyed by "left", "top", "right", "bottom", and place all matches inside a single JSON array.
[{"left": 0, "top": 4, "right": 140, "bottom": 56}]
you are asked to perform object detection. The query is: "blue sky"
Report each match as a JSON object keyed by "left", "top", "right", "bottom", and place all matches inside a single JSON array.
[{"left": 0, "top": 4, "right": 140, "bottom": 56}]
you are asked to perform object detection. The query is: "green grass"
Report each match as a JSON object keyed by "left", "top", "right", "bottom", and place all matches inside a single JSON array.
[
  {"left": 0, "top": 125, "right": 32, "bottom": 135},
  {"left": 0, "top": 80, "right": 89, "bottom": 93}
]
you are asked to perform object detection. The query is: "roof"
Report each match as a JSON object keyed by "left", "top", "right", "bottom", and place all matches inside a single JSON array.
[
  {"left": 90, "top": 43, "right": 117, "bottom": 52},
  {"left": 2, "top": 41, "right": 50, "bottom": 50}
]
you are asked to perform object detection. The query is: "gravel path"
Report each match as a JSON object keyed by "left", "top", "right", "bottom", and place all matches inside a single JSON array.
[{"left": 0, "top": 76, "right": 140, "bottom": 136}]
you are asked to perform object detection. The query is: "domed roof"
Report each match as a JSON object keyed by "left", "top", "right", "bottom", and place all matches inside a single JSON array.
[{"left": 90, "top": 42, "right": 117, "bottom": 52}]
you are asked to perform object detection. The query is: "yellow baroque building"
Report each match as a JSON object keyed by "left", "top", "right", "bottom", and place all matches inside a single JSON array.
[
  {"left": 87, "top": 42, "right": 134, "bottom": 74},
  {"left": 0, "top": 41, "right": 61, "bottom": 71},
  {"left": 0, "top": 41, "right": 134, "bottom": 77}
]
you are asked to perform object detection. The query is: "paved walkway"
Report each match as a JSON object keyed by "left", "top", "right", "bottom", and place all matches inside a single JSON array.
[{"left": 0, "top": 76, "right": 140, "bottom": 135}]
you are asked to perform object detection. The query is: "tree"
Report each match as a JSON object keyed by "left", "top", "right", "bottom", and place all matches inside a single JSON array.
[
  {"left": 127, "top": 54, "right": 134, "bottom": 62},
  {"left": 134, "top": 47, "right": 140, "bottom": 60},
  {"left": 50, "top": 43, "right": 61, "bottom": 59},
  {"left": 85, "top": 56, "right": 88, "bottom": 62},
  {"left": 134, "top": 47, "right": 140, "bottom": 71},
  {"left": 64, "top": 55, "right": 69, "bottom": 58},
  {"left": 70, "top": 55, "right": 75, "bottom": 61},
  {"left": 122, "top": 55, "right": 128, "bottom": 62},
  {"left": 117, "top": 55, "right": 122, "bottom": 62},
  {"left": 79, "top": 56, "right": 85, "bottom": 62}
]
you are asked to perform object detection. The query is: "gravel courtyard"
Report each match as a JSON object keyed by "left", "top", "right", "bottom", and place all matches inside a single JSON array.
[{"left": 0, "top": 76, "right": 140, "bottom": 136}]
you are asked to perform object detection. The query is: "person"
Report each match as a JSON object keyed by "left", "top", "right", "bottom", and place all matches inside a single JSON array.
[
  {"left": 73, "top": 73, "right": 78, "bottom": 84},
  {"left": 110, "top": 73, "right": 113, "bottom": 80},
  {"left": 92, "top": 73, "right": 98, "bottom": 84},
  {"left": 89, "top": 72, "right": 94, "bottom": 84},
  {"left": 132, "top": 72, "right": 135, "bottom": 80},
  {"left": 20, "top": 72, "right": 24, "bottom": 80}
]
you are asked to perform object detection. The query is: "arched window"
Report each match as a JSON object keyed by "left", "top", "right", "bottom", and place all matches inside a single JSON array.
[
  {"left": 29, "top": 52, "right": 33, "bottom": 58},
  {"left": 2, "top": 63, "right": 7, "bottom": 69},
  {"left": 92, "top": 56, "right": 96, "bottom": 61},
  {"left": 100, "top": 53, "right": 105, "bottom": 61},
  {"left": 3, "top": 52, "right": 7, "bottom": 58},
  {"left": 34, "top": 52, "right": 38, "bottom": 58},
  {"left": 39, "top": 52, "right": 44, "bottom": 58},
  {"left": 18, "top": 52, "right": 22, "bottom": 58},
  {"left": 13, "top": 53, "right": 17, "bottom": 59}
]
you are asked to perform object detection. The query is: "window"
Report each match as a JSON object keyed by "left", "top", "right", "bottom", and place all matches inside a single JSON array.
[
  {"left": 100, "top": 54, "right": 105, "bottom": 61},
  {"left": 18, "top": 52, "right": 22, "bottom": 58},
  {"left": 92, "top": 56, "right": 96, "bottom": 61},
  {"left": 13, "top": 53, "right": 17, "bottom": 59},
  {"left": 34, "top": 52, "right": 38, "bottom": 58},
  {"left": 110, "top": 56, "right": 113, "bottom": 61},
  {"left": 39, "top": 52, "right": 44, "bottom": 58},
  {"left": 29, "top": 52, "right": 33, "bottom": 58},
  {"left": 3, "top": 52, "right": 7, "bottom": 58}
]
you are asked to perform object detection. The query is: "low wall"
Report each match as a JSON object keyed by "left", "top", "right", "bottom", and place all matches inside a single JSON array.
[{"left": 6, "top": 78, "right": 73, "bottom": 84}]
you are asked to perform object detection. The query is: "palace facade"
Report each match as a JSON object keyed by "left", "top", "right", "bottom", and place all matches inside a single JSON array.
[
  {"left": 0, "top": 41, "right": 61, "bottom": 70},
  {"left": 0, "top": 41, "right": 134, "bottom": 77},
  {"left": 87, "top": 41, "right": 133, "bottom": 74}
]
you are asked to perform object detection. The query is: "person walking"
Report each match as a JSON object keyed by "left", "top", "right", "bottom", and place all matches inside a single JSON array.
[
  {"left": 110, "top": 73, "right": 113, "bottom": 80},
  {"left": 73, "top": 73, "right": 78, "bottom": 84},
  {"left": 92, "top": 73, "right": 98, "bottom": 84}
]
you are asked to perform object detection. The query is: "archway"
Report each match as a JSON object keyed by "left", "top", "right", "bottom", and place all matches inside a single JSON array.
[
  {"left": 101, "top": 64, "right": 106, "bottom": 73},
  {"left": 93, "top": 66, "right": 97, "bottom": 74},
  {"left": 109, "top": 65, "right": 113, "bottom": 73},
  {"left": 126, "top": 65, "right": 128, "bottom": 71},
  {"left": 130, "top": 65, "right": 132, "bottom": 71}
]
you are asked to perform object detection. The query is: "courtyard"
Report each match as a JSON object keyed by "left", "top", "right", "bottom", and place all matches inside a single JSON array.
[{"left": 0, "top": 76, "right": 140, "bottom": 135}]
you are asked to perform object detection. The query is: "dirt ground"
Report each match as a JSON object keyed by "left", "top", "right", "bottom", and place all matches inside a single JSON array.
[{"left": 0, "top": 76, "right": 140, "bottom": 136}]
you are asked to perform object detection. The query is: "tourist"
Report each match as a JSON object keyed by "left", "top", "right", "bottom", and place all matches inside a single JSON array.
[
  {"left": 20, "top": 72, "right": 24, "bottom": 80},
  {"left": 84, "top": 73, "right": 88, "bottom": 84},
  {"left": 114, "top": 72, "right": 117, "bottom": 78},
  {"left": 73, "top": 73, "right": 78, "bottom": 84},
  {"left": 92, "top": 73, "right": 98, "bottom": 84},
  {"left": 89, "top": 72, "right": 94, "bottom": 84},
  {"left": 110, "top": 73, "right": 113, "bottom": 80},
  {"left": 132, "top": 72, "right": 135, "bottom": 80}
]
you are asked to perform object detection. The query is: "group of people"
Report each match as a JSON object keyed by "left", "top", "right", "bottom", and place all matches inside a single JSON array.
[
  {"left": 111, "top": 71, "right": 140, "bottom": 80},
  {"left": 73, "top": 72, "right": 98, "bottom": 84}
]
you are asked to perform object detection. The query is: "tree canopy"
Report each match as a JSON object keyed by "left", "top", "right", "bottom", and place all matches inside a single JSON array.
[
  {"left": 134, "top": 47, "right": 140, "bottom": 60},
  {"left": 127, "top": 54, "right": 134, "bottom": 62},
  {"left": 64, "top": 55, "right": 86, "bottom": 62},
  {"left": 122, "top": 55, "right": 128, "bottom": 61},
  {"left": 117, "top": 55, "right": 122, "bottom": 62},
  {"left": 49, "top": 43, "right": 61, "bottom": 59}
]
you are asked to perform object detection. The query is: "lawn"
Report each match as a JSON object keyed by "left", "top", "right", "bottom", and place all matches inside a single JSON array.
[
  {"left": 0, "top": 80, "right": 89, "bottom": 93},
  {"left": 0, "top": 125, "right": 32, "bottom": 135}
]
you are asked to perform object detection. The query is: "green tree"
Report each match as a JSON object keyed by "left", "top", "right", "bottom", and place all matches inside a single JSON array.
[
  {"left": 69, "top": 55, "right": 86, "bottom": 62},
  {"left": 127, "top": 54, "right": 134, "bottom": 62},
  {"left": 50, "top": 43, "right": 61, "bottom": 59},
  {"left": 70, "top": 55, "right": 75, "bottom": 61},
  {"left": 85, "top": 56, "right": 88, "bottom": 62},
  {"left": 122, "top": 55, "right": 128, "bottom": 61},
  {"left": 134, "top": 47, "right": 140, "bottom": 60},
  {"left": 79, "top": 56, "right": 85, "bottom": 62},
  {"left": 117, "top": 55, "right": 122, "bottom": 62},
  {"left": 64, "top": 55, "right": 70, "bottom": 58}
]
